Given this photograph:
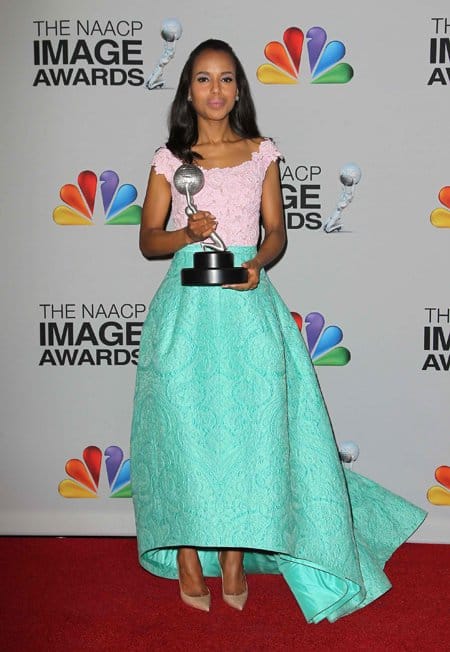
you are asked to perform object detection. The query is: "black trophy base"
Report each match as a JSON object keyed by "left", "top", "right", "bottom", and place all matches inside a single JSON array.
[{"left": 181, "top": 251, "right": 248, "bottom": 286}]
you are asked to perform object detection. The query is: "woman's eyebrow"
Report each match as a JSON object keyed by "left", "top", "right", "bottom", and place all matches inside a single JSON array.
[{"left": 193, "top": 70, "right": 235, "bottom": 75}]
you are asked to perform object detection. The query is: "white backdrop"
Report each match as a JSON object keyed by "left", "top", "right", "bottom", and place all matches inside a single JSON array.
[{"left": 1, "top": 0, "right": 449, "bottom": 541}]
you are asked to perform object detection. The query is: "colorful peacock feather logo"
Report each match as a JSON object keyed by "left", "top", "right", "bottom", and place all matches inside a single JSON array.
[
  {"left": 58, "top": 445, "right": 132, "bottom": 498},
  {"left": 291, "top": 311, "right": 351, "bottom": 366},
  {"left": 430, "top": 186, "right": 450, "bottom": 227},
  {"left": 257, "top": 26, "right": 354, "bottom": 84},
  {"left": 53, "top": 170, "right": 141, "bottom": 225},
  {"left": 427, "top": 465, "right": 450, "bottom": 505}
]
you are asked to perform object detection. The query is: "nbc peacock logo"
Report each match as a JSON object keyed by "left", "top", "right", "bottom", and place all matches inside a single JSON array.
[
  {"left": 257, "top": 26, "right": 353, "bottom": 85},
  {"left": 430, "top": 186, "right": 450, "bottom": 227},
  {"left": 427, "top": 465, "right": 450, "bottom": 506},
  {"left": 53, "top": 170, "right": 141, "bottom": 225},
  {"left": 58, "top": 445, "right": 132, "bottom": 498},
  {"left": 291, "top": 311, "right": 351, "bottom": 365}
]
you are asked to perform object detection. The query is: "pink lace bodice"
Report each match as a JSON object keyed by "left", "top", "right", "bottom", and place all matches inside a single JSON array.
[{"left": 151, "top": 139, "right": 282, "bottom": 246}]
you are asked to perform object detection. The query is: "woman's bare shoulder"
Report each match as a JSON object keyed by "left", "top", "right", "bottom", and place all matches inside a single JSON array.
[
  {"left": 248, "top": 137, "right": 265, "bottom": 149},
  {"left": 248, "top": 136, "right": 275, "bottom": 152}
]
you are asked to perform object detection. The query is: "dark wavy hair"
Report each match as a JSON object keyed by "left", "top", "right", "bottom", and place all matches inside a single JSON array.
[{"left": 166, "top": 39, "right": 261, "bottom": 162}]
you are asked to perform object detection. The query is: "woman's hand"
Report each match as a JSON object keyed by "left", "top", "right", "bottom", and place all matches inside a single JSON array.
[
  {"left": 185, "top": 211, "right": 218, "bottom": 243},
  {"left": 222, "top": 258, "right": 261, "bottom": 291}
]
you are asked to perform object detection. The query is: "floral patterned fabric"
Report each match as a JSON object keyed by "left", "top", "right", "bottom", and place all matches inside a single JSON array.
[{"left": 151, "top": 139, "right": 282, "bottom": 245}]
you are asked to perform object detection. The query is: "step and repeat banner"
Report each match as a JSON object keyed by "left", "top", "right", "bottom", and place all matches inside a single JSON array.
[{"left": 1, "top": 1, "right": 449, "bottom": 541}]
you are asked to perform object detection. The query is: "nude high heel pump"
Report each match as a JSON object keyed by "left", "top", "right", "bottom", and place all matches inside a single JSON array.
[
  {"left": 177, "top": 556, "right": 211, "bottom": 612},
  {"left": 178, "top": 581, "right": 211, "bottom": 612},
  {"left": 218, "top": 553, "right": 248, "bottom": 611}
]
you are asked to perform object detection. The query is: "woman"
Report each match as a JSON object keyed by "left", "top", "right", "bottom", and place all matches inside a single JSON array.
[{"left": 131, "top": 39, "right": 426, "bottom": 621}]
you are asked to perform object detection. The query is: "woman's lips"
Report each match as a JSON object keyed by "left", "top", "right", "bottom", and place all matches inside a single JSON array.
[{"left": 207, "top": 100, "right": 225, "bottom": 108}]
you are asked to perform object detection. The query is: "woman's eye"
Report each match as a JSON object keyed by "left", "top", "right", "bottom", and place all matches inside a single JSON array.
[
  {"left": 196, "top": 76, "right": 209, "bottom": 83},
  {"left": 222, "top": 76, "right": 234, "bottom": 83}
]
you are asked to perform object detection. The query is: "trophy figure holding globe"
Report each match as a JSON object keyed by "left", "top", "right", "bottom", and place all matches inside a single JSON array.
[
  {"left": 145, "top": 18, "right": 183, "bottom": 90},
  {"left": 323, "top": 163, "right": 362, "bottom": 233},
  {"left": 173, "top": 164, "right": 248, "bottom": 286}
]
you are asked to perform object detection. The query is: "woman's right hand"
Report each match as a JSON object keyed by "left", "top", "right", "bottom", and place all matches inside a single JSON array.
[{"left": 185, "top": 211, "right": 217, "bottom": 243}]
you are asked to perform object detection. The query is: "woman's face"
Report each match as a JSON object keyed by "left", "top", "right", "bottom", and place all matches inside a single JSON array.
[{"left": 189, "top": 50, "right": 238, "bottom": 122}]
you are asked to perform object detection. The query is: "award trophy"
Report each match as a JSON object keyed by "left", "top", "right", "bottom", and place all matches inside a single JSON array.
[
  {"left": 338, "top": 440, "right": 360, "bottom": 470},
  {"left": 173, "top": 164, "right": 248, "bottom": 286},
  {"left": 323, "top": 163, "right": 362, "bottom": 233},
  {"left": 145, "top": 18, "right": 182, "bottom": 90}
]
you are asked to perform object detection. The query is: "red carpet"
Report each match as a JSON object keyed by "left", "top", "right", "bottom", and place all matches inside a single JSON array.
[{"left": 1, "top": 538, "right": 448, "bottom": 651}]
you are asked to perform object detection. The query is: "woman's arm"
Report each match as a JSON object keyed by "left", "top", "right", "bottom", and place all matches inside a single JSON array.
[
  {"left": 223, "top": 161, "right": 286, "bottom": 290},
  {"left": 253, "top": 160, "right": 286, "bottom": 268},
  {"left": 139, "top": 168, "right": 218, "bottom": 257}
]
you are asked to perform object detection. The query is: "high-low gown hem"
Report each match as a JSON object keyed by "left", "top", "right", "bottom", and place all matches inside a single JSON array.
[{"left": 131, "top": 244, "right": 426, "bottom": 623}]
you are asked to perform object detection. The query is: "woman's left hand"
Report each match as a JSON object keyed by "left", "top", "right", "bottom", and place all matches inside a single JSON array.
[{"left": 222, "top": 258, "right": 261, "bottom": 291}]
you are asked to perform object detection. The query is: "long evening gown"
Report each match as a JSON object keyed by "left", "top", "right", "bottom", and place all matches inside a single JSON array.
[{"left": 131, "top": 139, "right": 426, "bottom": 622}]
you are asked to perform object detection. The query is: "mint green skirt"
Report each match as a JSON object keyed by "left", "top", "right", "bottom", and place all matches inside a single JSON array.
[{"left": 131, "top": 245, "right": 426, "bottom": 623}]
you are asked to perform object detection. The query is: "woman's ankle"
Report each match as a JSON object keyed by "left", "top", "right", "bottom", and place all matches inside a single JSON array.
[
  {"left": 219, "top": 549, "right": 244, "bottom": 568},
  {"left": 177, "top": 548, "right": 208, "bottom": 590}
]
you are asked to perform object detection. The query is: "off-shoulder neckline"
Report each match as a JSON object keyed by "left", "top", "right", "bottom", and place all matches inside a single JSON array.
[{"left": 165, "top": 138, "right": 276, "bottom": 173}]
